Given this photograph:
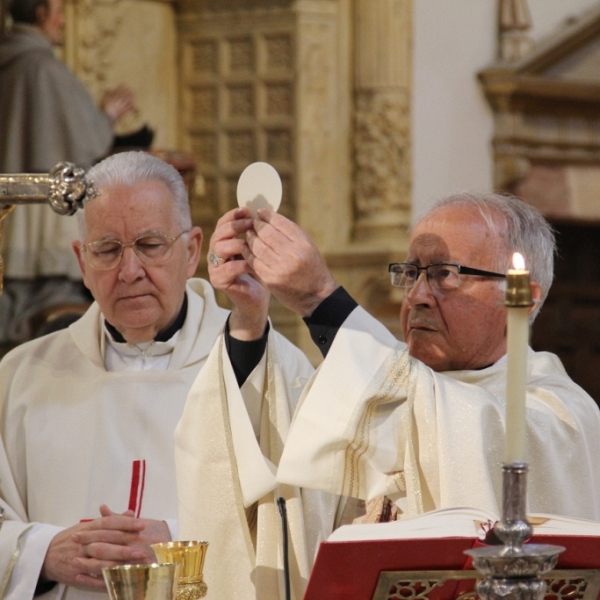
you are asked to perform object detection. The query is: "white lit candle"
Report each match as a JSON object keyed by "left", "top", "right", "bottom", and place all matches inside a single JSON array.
[{"left": 505, "top": 252, "right": 532, "bottom": 464}]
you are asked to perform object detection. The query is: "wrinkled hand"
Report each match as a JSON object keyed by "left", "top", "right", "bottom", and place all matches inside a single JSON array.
[
  {"left": 41, "top": 506, "right": 144, "bottom": 590},
  {"left": 243, "top": 209, "right": 337, "bottom": 317},
  {"left": 101, "top": 85, "right": 136, "bottom": 122},
  {"left": 41, "top": 505, "right": 171, "bottom": 591},
  {"left": 209, "top": 207, "right": 270, "bottom": 340}
]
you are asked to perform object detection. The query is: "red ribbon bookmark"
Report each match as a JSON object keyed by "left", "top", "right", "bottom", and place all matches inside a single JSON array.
[{"left": 127, "top": 459, "right": 146, "bottom": 518}]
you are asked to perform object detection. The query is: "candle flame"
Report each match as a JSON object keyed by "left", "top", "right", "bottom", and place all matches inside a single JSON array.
[{"left": 512, "top": 252, "right": 525, "bottom": 270}]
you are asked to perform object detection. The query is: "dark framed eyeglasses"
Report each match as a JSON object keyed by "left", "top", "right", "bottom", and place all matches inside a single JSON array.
[
  {"left": 388, "top": 262, "right": 506, "bottom": 291},
  {"left": 82, "top": 230, "right": 190, "bottom": 271}
]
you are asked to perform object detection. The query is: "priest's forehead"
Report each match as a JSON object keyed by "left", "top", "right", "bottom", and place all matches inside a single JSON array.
[
  {"left": 407, "top": 204, "right": 506, "bottom": 268},
  {"left": 82, "top": 180, "right": 182, "bottom": 240},
  {"left": 77, "top": 179, "right": 188, "bottom": 240}
]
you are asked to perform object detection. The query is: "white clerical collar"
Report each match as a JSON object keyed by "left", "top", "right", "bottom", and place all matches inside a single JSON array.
[{"left": 102, "top": 323, "right": 181, "bottom": 372}]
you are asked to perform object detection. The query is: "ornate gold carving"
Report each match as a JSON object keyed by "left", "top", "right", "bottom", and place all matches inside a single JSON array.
[
  {"left": 175, "top": 581, "right": 207, "bottom": 600},
  {"left": 547, "top": 577, "right": 589, "bottom": 600},
  {"left": 372, "top": 569, "right": 600, "bottom": 600},
  {"left": 179, "top": 6, "right": 298, "bottom": 261},
  {"left": 228, "top": 85, "right": 254, "bottom": 117},
  {"left": 353, "top": 89, "right": 411, "bottom": 241},
  {"left": 193, "top": 41, "right": 219, "bottom": 74},
  {"left": 266, "top": 83, "right": 293, "bottom": 115},
  {"left": 382, "top": 578, "right": 442, "bottom": 600},
  {"left": 177, "top": 0, "right": 411, "bottom": 356},
  {"left": 65, "top": 0, "right": 123, "bottom": 96},
  {"left": 352, "top": 0, "right": 412, "bottom": 244},
  {"left": 227, "top": 131, "right": 256, "bottom": 164},
  {"left": 228, "top": 37, "right": 254, "bottom": 72},
  {"left": 266, "top": 129, "right": 292, "bottom": 161},
  {"left": 192, "top": 88, "right": 218, "bottom": 119},
  {"left": 265, "top": 34, "right": 293, "bottom": 71},
  {"left": 191, "top": 133, "right": 218, "bottom": 165}
]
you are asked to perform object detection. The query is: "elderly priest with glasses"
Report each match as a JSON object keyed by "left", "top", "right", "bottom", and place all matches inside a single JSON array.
[
  {"left": 0, "top": 151, "right": 315, "bottom": 600},
  {"left": 178, "top": 192, "right": 600, "bottom": 572}
]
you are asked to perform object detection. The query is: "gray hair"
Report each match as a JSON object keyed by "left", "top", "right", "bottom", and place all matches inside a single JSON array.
[
  {"left": 77, "top": 151, "right": 192, "bottom": 239},
  {"left": 419, "top": 192, "right": 555, "bottom": 321}
]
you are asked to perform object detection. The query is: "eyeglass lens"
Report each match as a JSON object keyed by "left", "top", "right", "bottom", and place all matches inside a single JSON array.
[
  {"left": 390, "top": 264, "right": 461, "bottom": 290},
  {"left": 86, "top": 234, "right": 176, "bottom": 269}
]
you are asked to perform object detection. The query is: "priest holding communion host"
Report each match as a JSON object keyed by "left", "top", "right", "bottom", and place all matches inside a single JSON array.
[
  {"left": 176, "top": 192, "right": 600, "bottom": 598},
  {"left": 0, "top": 151, "right": 317, "bottom": 600}
]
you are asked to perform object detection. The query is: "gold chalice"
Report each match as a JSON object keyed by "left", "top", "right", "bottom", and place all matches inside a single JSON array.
[
  {"left": 151, "top": 541, "right": 209, "bottom": 600},
  {"left": 102, "top": 563, "right": 180, "bottom": 600}
]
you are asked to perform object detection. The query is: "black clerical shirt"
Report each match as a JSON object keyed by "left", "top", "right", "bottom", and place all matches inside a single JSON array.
[{"left": 224, "top": 286, "right": 358, "bottom": 386}]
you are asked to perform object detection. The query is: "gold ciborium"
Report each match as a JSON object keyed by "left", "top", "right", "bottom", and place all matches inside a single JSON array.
[
  {"left": 102, "top": 563, "right": 180, "bottom": 600},
  {"left": 151, "top": 541, "right": 209, "bottom": 600}
]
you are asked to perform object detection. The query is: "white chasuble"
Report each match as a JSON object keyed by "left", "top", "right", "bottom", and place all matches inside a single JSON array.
[
  {"left": 0, "top": 279, "right": 228, "bottom": 600},
  {"left": 277, "top": 307, "right": 600, "bottom": 522},
  {"left": 175, "top": 328, "right": 337, "bottom": 600}
]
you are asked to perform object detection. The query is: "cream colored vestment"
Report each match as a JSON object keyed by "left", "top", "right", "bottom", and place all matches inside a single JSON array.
[
  {"left": 175, "top": 328, "right": 338, "bottom": 600},
  {"left": 277, "top": 307, "right": 600, "bottom": 521},
  {"left": 0, "top": 279, "right": 229, "bottom": 600}
]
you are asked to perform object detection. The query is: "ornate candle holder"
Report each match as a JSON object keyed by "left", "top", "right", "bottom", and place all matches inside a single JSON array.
[
  {"left": 151, "top": 541, "right": 209, "bottom": 600},
  {"left": 465, "top": 463, "right": 564, "bottom": 600},
  {"left": 102, "top": 563, "right": 180, "bottom": 600}
]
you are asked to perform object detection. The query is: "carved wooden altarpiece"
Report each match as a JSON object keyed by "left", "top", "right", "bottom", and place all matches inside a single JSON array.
[{"left": 177, "top": 0, "right": 413, "bottom": 356}]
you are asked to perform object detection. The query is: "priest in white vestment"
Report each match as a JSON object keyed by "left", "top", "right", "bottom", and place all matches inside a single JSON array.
[
  {"left": 0, "top": 152, "right": 310, "bottom": 600},
  {"left": 175, "top": 209, "right": 340, "bottom": 600},
  {"left": 185, "top": 192, "right": 600, "bottom": 549}
]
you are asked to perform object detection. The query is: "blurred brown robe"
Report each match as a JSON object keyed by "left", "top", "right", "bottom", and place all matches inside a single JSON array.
[
  {"left": 0, "top": 24, "right": 113, "bottom": 340},
  {"left": 0, "top": 23, "right": 113, "bottom": 278}
]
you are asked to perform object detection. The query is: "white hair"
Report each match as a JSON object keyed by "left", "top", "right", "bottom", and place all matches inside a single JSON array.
[
  {"left": 418, "top": 192, "right": 555, "bottom": 321},
  {"left": 76, "top": 151, "right": 192, "bottom": 239}
]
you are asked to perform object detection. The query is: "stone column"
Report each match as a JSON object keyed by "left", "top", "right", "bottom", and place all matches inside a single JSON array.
[
  {"left": 352, "top": 0, "right": 412, "bottom": 246},
  {"left": 498, "top": 0, "right": 533, "bottom": 62}
]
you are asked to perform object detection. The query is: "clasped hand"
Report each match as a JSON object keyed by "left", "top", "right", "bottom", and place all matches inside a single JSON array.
[{"left": 41, "top": 504, "right": 171, "bottom": 590}]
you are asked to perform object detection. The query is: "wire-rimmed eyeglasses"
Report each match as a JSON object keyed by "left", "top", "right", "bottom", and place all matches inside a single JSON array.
[
  {"left": 81, "top": 230, "right": 190, "bottom": 271},
  {"left": 388, "top": 262, "right": 506, "bottom": 291}
]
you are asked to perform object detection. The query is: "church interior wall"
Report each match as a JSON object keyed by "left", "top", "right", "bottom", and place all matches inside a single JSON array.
[{"left": 412, "top": 0, "right": 600, "bottom": 222}]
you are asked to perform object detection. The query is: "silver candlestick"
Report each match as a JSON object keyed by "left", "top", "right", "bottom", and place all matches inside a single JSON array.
[{"left": 465, "top": 463, "right": 564, "bottom": 600}]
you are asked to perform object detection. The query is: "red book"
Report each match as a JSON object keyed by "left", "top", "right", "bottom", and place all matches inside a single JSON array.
[{"left": 304, "top": 508, "right": 600, "bottom": 600}]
